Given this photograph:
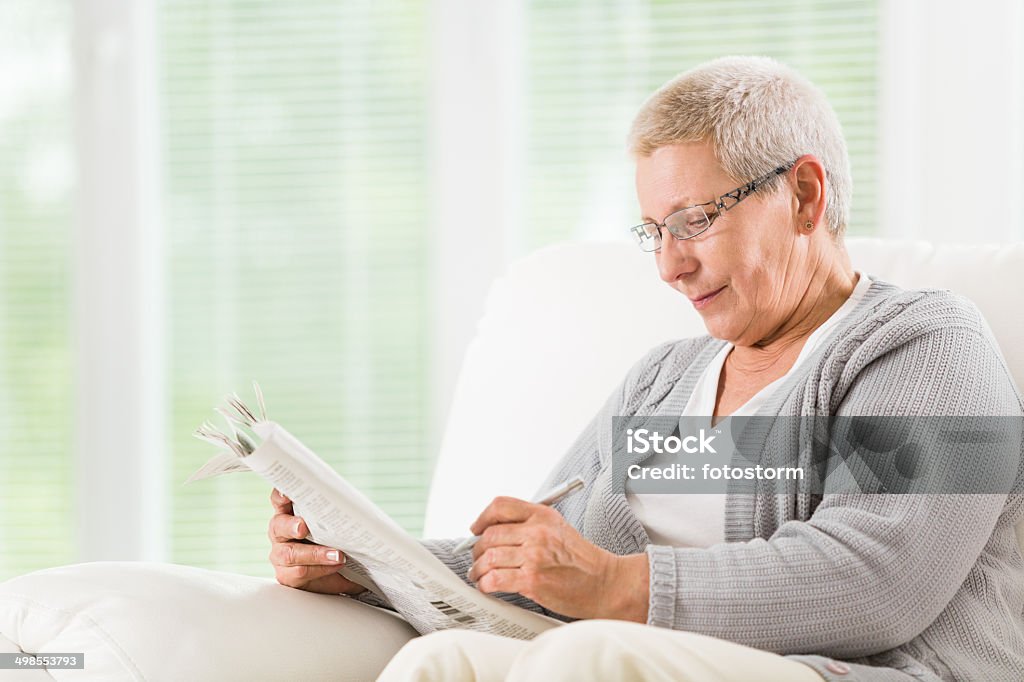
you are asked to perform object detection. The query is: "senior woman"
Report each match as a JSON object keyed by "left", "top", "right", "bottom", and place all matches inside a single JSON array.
[{"left": 268, "top": 57, "right": 1024, "bottom": 681}]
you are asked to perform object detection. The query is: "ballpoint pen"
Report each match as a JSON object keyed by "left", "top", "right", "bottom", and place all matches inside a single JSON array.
[{"left": 451, "top": 475, "right": 586, "bottom": 554}]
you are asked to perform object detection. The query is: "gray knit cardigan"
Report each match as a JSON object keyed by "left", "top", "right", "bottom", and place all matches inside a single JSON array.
[{"left": 421, "top": 279, "right": 1024, "bottom": 681}]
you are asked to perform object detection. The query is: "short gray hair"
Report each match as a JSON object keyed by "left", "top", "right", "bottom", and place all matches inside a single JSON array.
[{"left": 628, "top": 56, "right": 852, "bottom": 235}]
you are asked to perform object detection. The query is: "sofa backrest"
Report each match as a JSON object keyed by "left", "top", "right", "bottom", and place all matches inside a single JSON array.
[{"left": 423, "top": 238, "right": 1024, "bottom": 539}]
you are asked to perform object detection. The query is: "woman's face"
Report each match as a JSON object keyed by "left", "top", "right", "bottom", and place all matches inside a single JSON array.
[{"left": 635, "top": 141, "right": 807, "bottom": 347}]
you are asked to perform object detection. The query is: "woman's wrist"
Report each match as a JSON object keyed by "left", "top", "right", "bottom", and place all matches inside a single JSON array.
[{"left": 603, "top": 552, "right": 650, "bottom": 623}]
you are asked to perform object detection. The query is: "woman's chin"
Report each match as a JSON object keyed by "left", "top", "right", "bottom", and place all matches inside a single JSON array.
[{"left": 701, "top": 320, "right": 735, "bottom": 342}]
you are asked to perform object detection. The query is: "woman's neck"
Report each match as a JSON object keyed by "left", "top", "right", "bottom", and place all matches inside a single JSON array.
[{"left": 729, "top": 255, "right": 858, "bottom": 377}]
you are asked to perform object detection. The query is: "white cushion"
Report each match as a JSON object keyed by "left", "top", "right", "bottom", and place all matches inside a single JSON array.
[
  {"left": 424, "top": 238, "right": 1024, "bottom": 537},
  {"left": 0, "top": 562, "right": 416, "bottom": 681},
  {"left": 0, "top": 632, "right": 51, "bottom": 681}
]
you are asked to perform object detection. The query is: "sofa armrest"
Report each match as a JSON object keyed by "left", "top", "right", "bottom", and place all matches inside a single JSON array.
[{"left": 0, "top": 562, "right": 417, "bottom": 681}]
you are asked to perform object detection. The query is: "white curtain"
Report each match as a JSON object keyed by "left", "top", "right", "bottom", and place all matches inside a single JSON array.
[{"left": 879, "top": 0, "right": 1024, "bottom": 243}]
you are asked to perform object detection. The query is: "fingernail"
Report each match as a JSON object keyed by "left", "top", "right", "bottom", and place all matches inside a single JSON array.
[
  {"left": 293, "top": 519, "right": 304, "bottom": 537},
  {"left": 326, "top": 550, "right": 341, "bottom": 563}
]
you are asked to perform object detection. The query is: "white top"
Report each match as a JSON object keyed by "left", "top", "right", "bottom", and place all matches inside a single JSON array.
[{"left": 626, "top": 272, "right": 872, "bottom": 547}]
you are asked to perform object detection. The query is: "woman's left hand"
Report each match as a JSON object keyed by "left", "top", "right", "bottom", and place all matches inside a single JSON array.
[{"left": 466, "top": 496, "right": 649, "bottom": 622}]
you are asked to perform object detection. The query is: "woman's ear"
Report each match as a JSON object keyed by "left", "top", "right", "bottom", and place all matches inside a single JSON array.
[{"left": 790, "top": 154, "right": 827, "bottom": 231}]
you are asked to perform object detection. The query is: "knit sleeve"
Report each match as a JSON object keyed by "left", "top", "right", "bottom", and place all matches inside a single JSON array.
[{"left": 646, "top": 322, "right": 1024, "bottom": 658}]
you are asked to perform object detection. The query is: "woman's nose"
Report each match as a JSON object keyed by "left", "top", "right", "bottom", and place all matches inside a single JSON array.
[{"left": 656, "top": 234, "right": 698, "bottom": 284}]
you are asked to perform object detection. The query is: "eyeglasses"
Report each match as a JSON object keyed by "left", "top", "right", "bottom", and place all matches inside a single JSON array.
[{"left": 630, "top": 163, "right": 794, "bottom": 253}]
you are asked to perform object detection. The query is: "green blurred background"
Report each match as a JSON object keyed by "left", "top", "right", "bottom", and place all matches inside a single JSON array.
[{"left": 0, "top": 0, "right": 882, "bottom": 580}]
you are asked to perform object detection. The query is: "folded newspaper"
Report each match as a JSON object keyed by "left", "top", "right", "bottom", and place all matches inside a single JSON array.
[{"left": 187, "top": 384, "right": 560, "bottom": 640}]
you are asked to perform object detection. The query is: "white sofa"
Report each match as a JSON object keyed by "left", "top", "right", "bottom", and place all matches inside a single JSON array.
[{"left": 2, "top": 238, "right": 1023, "bottom": 681}]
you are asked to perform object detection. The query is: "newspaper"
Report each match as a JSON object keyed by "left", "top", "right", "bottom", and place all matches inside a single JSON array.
[{"left": 188, "top": 388, "right": 561, "bottom": 640}]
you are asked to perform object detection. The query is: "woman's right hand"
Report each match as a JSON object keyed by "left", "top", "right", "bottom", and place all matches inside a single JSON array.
[{"left": 268, "top": 488, "right": 367, "bottom": 595}]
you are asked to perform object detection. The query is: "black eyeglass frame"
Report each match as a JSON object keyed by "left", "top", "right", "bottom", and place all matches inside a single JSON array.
[{"left": 630, "top": 162, "right": 795, "bottom": 252}]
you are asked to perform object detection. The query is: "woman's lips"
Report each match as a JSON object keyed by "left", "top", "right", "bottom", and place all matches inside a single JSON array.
[{"left": 689, "top": 286, "right": 726, "bottom": 310}]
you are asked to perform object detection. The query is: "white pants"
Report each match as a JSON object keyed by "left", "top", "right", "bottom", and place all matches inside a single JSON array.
[{"left": 376, "top": 619, "right": 825, "bottom": 682}]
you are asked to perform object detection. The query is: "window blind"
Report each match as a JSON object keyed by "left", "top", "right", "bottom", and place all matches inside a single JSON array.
[
  {"left": 160, "top": 0, "right": 431, "bottom": 576},
  {"left": 159, "top": 0, "right": 879, "bottom": 577},
  {"left": 0, "top": 0, "right": 883, "bottom": 582},
  {"left": 0, "top": 1, "right": 74, "bottom": 581},
  {"left": 521, "top": 0, "right": 879, "bottom": 252}
]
